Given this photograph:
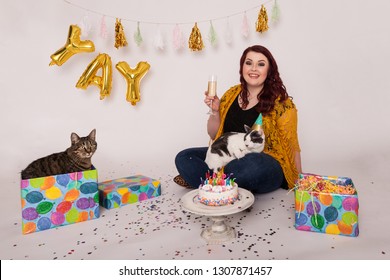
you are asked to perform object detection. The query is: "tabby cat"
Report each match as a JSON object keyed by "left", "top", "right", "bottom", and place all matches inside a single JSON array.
[
  {"left": 205, "top": 125, "right": 264, "bottom": 171},
  {"left": 21, "top": 129, "right": 97, "bottom": 179}
]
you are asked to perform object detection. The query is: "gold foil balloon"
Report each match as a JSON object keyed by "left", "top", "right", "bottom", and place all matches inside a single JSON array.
[
  {"left": 116, "top": 61, "right": 150, "bottom": 106},
  {"left": 114, "top": 18, "right": 128, "bottom": 49},
  {"left": 76, "top": 53, "right": 113, "bottom": 100},
  {"left": 256, "top": 5, "right": 269, "bottom": 33},
  {"left": 49, "top": 25, "right": 95, "bottom": 66},
  {"left": 188, "top": 22, "right": 204, "bottom": 51}
]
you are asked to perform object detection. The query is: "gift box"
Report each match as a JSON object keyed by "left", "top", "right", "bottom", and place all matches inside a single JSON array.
[
  {"left": 98, "top": 175, "right": 161, "bottom": 209},
  {"left": 21, "top": 167, "right": 99, "bottom": 234},
  {"left": 294, "top": 173, "right": 359, "bottom": 237}
]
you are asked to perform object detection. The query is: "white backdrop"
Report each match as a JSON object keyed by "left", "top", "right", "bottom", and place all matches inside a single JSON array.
[{"left": 1, "top": 0, "right": 389, "bottom": 184}]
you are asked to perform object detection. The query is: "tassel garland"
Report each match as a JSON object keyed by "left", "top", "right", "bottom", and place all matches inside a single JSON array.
[
  {"left": 63, "top": 1, "right": 282, "bottom": 50},
  {"left": 256, "top": 5, "right": 269, "bottom": 33}
]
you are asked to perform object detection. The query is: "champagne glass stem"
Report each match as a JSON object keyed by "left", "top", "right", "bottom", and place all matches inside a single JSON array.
[{"left": 208, "top": 99, "right": 214, "bottom": 115}]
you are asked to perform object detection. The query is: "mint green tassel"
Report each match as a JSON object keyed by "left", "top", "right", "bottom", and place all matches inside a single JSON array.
[
  {"left": 208, "top": 21, "right": 217, "bottom": 47},
  {"left": 271, "top": 0, "right": 281, "bottom": 23},
  {"left": 134, "top": 22, "right": 143, "bottom": 46}
]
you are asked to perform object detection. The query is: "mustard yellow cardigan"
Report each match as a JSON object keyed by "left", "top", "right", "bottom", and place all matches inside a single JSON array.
[{"left": 214, "top": 85, "right": 301, "bottom": 189}]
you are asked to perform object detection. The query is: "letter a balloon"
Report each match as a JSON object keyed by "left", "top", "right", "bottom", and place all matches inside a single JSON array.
[
  {"left": 76, "top": 53, "right": 113, "bottom": 100},
  {"left": 49, "top": 25, "right": 95, "bottom": 66},
  {"left": 116, "top": 61, "right": 150, "bottom": 106}
]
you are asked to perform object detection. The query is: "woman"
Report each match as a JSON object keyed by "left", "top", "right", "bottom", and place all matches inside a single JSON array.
[{"left": 174, "top": 45, "right": 302, "bottom": 192}]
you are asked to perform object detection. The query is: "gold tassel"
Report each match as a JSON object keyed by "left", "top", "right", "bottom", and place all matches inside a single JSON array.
[
  {"left": 114, "top": 18, "right": 128, "bottom": 49},
  {"left": 256, "top": 5, "right": 269, "bottom": 33},
  {"left": 188, "top": 22, "right": 204, "bottom": 51}
]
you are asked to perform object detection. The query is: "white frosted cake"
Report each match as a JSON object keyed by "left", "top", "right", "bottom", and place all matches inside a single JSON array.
[{"left": 198, "top": 172, "right": 238, "bottom": 206}]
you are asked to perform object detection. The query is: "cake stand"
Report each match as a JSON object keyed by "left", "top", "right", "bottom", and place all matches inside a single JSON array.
[{"left": 181, "top": 188, "right": 255, "bottom": 244}]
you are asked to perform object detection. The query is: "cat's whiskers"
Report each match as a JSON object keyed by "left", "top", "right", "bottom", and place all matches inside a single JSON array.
[{"left": 21, "top": 129, "right": 96, "bottom": 179}]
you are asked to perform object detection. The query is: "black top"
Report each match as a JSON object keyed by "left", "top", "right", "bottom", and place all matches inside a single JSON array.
[{"left": 223, "top": 96, "right": 259, "bottom": 133}]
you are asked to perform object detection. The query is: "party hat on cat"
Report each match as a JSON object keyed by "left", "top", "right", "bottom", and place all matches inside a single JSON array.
[{"left": 252, "top": 113, "right": 263, "bottom": 131}]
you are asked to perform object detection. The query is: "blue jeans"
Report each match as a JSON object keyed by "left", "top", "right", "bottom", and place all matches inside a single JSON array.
[{"left": 175, "top": 147, "right": 285, "bottom": 193}]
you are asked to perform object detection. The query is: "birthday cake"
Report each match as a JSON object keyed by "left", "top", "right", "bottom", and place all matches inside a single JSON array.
[{"left": 198, "top": 172, "right": 239, "bottom": 206}]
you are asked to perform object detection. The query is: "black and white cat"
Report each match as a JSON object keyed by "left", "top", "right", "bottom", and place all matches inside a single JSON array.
[{"left": 205, "top": 125, "right": 265, "bottom": 171}]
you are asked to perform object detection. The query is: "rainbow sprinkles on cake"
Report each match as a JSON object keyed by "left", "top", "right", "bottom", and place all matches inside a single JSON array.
[{"left": 198, "top": 171, "right": 239, "bottom": 206}]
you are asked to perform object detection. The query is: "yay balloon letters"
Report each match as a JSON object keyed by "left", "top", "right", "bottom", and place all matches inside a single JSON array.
[{"left": 50, "top": 25, "right": 150, "bottom": 106}]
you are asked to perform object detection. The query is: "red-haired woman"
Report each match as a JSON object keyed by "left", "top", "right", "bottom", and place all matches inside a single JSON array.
[{"left": 175, "top": 45, "right": 302, "bottom": 193}]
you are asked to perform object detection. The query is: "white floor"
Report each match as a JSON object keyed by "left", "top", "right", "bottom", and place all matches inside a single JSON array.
[{"left": 1, "top": 162, "right": 389, "bottom": 261}]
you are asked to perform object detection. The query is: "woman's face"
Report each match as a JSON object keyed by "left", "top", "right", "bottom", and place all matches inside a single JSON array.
[{"left": 242, "top": 51, "right": 269, "bottom": 89}]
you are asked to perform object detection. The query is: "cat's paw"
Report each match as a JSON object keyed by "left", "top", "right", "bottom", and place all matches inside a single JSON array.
[{"left": 233, "top": 149, "right": 246, "bottom": 159}]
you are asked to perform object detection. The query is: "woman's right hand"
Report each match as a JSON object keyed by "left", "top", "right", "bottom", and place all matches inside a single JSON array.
[{"left": 204, "top": 91, "right": 220, "bottom": 113}]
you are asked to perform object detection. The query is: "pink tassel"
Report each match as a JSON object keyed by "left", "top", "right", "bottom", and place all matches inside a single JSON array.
[
  {"left": 172, "top": 24, "right": 185, "bottom": 50},
  {"left": 100, "top": 15, "right": 108, "bottom": 39},
  {"left": 241, "top": 12, "right": 249, "bottom": 38}
]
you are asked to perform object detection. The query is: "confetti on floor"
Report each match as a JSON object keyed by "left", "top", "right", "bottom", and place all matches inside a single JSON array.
[{"left": 1, "top": 167, "right": 389, "bottom": 260}]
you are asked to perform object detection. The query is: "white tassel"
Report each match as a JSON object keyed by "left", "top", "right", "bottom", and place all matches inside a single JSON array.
[
  {"left": 225, "top": 18, "right": 233, "bottom": 45},
  {"left": 79, "top": 14, "right": 92, "bottom": 37},
  {"left": 153, "top": 25, "right": 165, "bottom": 50},
  {"left": 241, "top": 12, "right": 250, "bottom": 38}
]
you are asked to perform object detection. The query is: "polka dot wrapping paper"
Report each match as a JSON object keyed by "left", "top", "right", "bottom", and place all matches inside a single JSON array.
[
  {"left": 98, "top": 175, "right": 161, "bottom": 209},
  {"left": 294, "top": 173, "right": 359, "bottom": 237},
  {"left": 20, "top": 168, "right": 99, "bottom": 234}
]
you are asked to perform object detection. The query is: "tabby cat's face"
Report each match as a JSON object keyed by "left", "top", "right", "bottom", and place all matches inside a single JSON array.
[{"left": 70, "top": 129, "right": 97, "bottom": 159}]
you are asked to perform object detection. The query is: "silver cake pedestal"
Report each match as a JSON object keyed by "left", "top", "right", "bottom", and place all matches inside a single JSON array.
[{"left": 181, "top": 188, "right": 255, "bottom": 244}]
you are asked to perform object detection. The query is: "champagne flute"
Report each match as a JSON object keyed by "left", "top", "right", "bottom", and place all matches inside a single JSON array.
[{"left": 207, "top": 75, "right": 217, "bottom": 115}]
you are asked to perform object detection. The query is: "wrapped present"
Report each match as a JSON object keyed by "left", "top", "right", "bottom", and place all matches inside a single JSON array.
[
  {"left": 21, "top": 167, "right": 99, "bottom": 234},
  {"left": 98, "top": 175, "right": 161, "bottom": 209},
  {"left": 294, "top": 173, "right": 359, "bottom": 237}
]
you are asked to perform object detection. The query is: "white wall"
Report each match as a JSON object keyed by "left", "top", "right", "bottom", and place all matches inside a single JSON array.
[{"left": 1, "top": 0, "right": 389, "bottom": 182}]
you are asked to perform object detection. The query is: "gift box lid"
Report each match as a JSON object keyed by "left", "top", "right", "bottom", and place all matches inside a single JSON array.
[{"left": 98, "top": 175, "right": 160, "bottom": 194}]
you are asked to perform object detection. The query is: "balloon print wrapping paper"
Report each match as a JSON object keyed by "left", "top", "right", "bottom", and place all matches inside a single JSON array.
[
  {"left": 21, "top": 168, "right": 99, "bottom": 234},
  {"left": 98, "top": 175, "right": 161, "bottom": 209},
  {"left": 294, "top": 174, "right": 359, "bottom": 237}
]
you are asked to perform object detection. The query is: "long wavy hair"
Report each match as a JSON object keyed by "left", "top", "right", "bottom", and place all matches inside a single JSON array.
[{"left": 239, "top": 45, "right": 289, "bottom": 114}]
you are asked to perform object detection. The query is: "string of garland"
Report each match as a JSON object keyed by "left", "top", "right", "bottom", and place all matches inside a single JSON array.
[{"left": 65, "top": 0, "right": 281, "bottom": 51}]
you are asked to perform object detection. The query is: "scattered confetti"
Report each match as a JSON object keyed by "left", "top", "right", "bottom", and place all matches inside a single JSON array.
[{"left": 3, "top": 168, "right": 388, "bottom": 260}]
